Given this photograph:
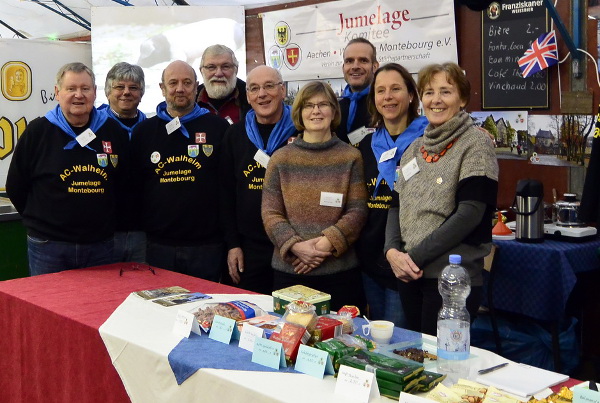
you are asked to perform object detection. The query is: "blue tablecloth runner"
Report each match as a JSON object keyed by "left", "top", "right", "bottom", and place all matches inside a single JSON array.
[
  {"left": 167, "top": 317, "right": 421, "bottom": 385},
  {"left": 488, "top": 238, "right": 600, "bottom": 321}
]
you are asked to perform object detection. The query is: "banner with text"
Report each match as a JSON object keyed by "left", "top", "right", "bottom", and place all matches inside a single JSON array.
[
  {"left": 0, "top": 39, "right": 91, "bottom": 191},
  {"left": 262, "top": 0, "right": 457, "bottom": 81}
]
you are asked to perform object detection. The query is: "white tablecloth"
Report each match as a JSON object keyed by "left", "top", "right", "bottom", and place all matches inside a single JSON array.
[{"left": 99, "top": 294, "right": 527, "bottom": 402}]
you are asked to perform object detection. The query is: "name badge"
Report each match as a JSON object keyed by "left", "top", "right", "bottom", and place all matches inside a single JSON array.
[
  {"left": 166, "top": 116, "right": 181, "bottom": 135},
  {"left": 76, "top": 128, "right": 96, "bottom": 147},
  {"left": 253, "top": 149, "right": 270, "bottom": 168},
  {"left": 347, "top": 126, "right": 375, "bottom": 145},
  {"left": 320, "top": 192, "right": 343, "bottom": 208},
  {"left": 378, "top": 147, "right": 397, "bottom": 163},
  {"left": 402, "top": 157, "right": 420, "bottom": 181}
]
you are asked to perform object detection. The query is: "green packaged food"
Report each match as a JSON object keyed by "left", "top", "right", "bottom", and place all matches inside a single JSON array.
[
  {"left": 376, "top": 377, "right": 403, "bottom": 393},
  {"left": 313, "top": 338, "right": 356, "bottom": 369},
  {"left": 417, "top": 371, "right": 446, "bottom": 392},
  {"left": 337, "top": 349, "right": 423, "bottom": 385},
  {"left": 379, "top": 386, "right": 401, "bottom": 400}
]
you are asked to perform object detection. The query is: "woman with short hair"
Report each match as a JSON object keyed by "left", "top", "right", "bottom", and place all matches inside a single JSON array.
[
  {"left": 262, "top": 81, "right": 368, "bottom": 311},
  {"left": 385, "top": 62, "right": 498, "bottom": 334}
]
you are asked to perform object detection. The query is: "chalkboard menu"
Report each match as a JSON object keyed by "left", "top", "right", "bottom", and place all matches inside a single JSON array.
[{"left": 482, "top": 0, "right": 549, "bottom": 109}]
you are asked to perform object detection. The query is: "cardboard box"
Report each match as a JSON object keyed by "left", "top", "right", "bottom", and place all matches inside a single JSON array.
[
  {"left": 272, "top": 285, "right": 331, "bottom": 315},
  {"left": 310, "top": 316, "right": 343, "bottom": 344},
  {"left": 269, "top": 322, "right": 310, "bottom": 363}
]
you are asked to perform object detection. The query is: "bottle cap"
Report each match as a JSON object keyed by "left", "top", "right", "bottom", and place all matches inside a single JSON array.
[{"left": 449, "top": 254, "right": 462, "bottom": 264}]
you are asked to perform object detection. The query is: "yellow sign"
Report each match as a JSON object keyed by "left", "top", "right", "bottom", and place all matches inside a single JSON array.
[{"left": 2, "top": 61, "right": 32, "bottom": 101}]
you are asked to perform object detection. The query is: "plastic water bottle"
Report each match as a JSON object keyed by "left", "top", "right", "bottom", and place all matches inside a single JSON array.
[{"left": 437, "top": 254, "right": 471, "bottom": 376}]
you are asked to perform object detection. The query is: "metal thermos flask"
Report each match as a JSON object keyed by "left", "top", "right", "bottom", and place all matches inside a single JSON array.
[{"left": 512, "top": 179, "right": 544, "bottom": 243}]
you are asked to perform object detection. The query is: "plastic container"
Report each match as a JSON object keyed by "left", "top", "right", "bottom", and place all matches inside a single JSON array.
[
  {"left": 437, "top": 254, "right": 471, "bottom": 376},
  {"left": 281, "top": 300, "right": 318, "bottom": 330}
]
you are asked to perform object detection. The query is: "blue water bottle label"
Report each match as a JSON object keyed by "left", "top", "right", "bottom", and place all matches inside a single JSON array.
[{"left": 437, "top": 323, "right": 470, "bottom": 360}]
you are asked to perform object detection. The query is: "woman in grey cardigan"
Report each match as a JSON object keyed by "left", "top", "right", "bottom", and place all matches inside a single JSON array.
[{"left": 384, "top": 62, "right": 498, "bottom": 334}]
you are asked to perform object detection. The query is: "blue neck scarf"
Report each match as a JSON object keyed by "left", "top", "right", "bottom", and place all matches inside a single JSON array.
[
  {"left": 45, "top": 105, "right": 108, "bottom": 152},
  {"left": 155, "top": 101, "right": 209, "bottom": 138},
  {"left": 371, "top": 116, "right": 428, "bottom": 196},
  {"left": 342, "top": 84, "right": 370, "bottom": 132},
  {"left": 98, "top": 104, "right": 146, "bottom": 139},
  {"left": 245, "top": 104, "right": 296, "bottom": 156}
]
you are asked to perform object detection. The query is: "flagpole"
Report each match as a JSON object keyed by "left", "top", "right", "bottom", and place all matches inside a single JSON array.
[{"left": 542, "top": 0, "right": 580, "bottom": 60}]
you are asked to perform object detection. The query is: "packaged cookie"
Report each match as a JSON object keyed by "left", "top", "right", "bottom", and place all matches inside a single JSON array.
[{"left": 282, "top": 300, "right": 318, "bottom": 330}]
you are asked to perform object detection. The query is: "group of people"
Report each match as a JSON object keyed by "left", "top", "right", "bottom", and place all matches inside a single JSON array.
[{"left": 6, "top": 39, "right": 498, "bottom": 334}]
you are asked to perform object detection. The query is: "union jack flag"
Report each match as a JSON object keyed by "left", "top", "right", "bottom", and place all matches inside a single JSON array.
[{"left": 518, "top": 31, "right": 559, "bottom": 78}]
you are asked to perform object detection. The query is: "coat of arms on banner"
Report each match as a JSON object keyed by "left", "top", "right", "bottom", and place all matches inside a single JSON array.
[
  {"left": 285, "top": 45, "right": 301, "bottom": 70},
  {"left": 97, "top": 153, "right": 108, "bottom": 167},
  {"left": 202, "top": 144, "right": 213, "bottom": 157},
  {"left": 275, "top": 21, "right": 291, "bottom": 47},
  {"left": 110, "top": 154, "right": 119, "bottom": 168},
  {"left": 268, "top": 46, "right": 284, "bottom": 70},
  {"left": 188, "top": 145, "right": 199, "bottom": 157}
]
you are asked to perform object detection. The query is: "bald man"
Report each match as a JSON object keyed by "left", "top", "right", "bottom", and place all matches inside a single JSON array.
[
  {"left": 219, "top": 65, "right": 297, "bottom": 293},
  {"left": 130, "top": 60, "right": 229, "bottom": 281}
]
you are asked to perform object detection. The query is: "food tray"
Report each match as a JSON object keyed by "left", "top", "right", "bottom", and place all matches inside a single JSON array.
[{"left": 376, "top": 337, "right": 477, "bottom": 372}]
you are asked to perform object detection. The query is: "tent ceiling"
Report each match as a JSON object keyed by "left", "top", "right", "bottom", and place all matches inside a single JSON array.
[{"left": 0, "top": 0, "right": 299, "bottom": 40}]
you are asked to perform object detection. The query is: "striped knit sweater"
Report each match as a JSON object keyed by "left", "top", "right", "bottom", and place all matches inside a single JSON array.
[{"left": 261, "top": 134, "right": 368, "bottom": 275}]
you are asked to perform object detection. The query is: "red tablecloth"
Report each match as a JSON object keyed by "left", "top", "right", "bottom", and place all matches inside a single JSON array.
[{"left": 0, "top": 263, "right": 248, "bottom": 403}]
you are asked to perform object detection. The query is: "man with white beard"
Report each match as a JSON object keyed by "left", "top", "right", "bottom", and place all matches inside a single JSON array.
[{"left": 196, "top": 44, "right": 250, "bottom": 124}]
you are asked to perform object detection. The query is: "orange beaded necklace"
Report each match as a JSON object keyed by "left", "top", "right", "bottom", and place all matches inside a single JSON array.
[{"left": 420, "top": 138, "right": 457, "bottom": 163}]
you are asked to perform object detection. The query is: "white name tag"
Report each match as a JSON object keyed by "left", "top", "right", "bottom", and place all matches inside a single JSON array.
[
  {"left": 253, "top": 149, "right": 270, "bottom": 168},
  {"left": 378, "top": 147, "right": 397, "bottom": 163},
  {"left": 347, "top": 126, "right": 375, "bottom": 145},
  {"left": 76, "top": 128, "right": 96, "bottom": 147},
  {"left": 320, "top": 192, "right": 343, "bottom": 207},
  {"left": 402, "top": 157, "right": 420, "bottom": 181},
  {"left": 165, "top": 116, "right": 181, "bottom": 135}
]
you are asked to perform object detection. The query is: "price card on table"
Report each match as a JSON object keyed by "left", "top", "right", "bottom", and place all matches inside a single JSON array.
[
  {"left": 252, "top": 337, "right": 286, "bottom": 370},
  {"left": 172, "top": 310, "right": 201, "bottom": 338},
  {"left": 238, "top": 322, "right": 264, "bottom": 352},
  {"left": 573, "top": 384, "right": 600, "bottom": 403},
  {"left": 208, "top": 315, "right": 240, "bottom": 344},
  {"left": 334, "top": 364, "right": 379, "bottom": 403},
  {"left": 295, "top": 344, "right": 334, "bottom": 379}
]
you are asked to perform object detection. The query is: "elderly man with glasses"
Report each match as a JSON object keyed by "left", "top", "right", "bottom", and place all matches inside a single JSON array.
[
  {"left": 98, "top": 62, "right": 148, "bottom": 264},
  {"left": 219, "top": 65, "right": 297, "bottom": 293},
  {"left": 197, "top": 44, "right": 250, "bottom": 124}
]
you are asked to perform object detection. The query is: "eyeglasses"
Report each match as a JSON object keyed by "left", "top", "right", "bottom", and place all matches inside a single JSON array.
[
  {"left": 119, "top": 264, "right": 156, "bottom": 277},
  {"left": 247, "top": 82, "right": 283, "bottom": 94},
  {"left": 201, "top": 64, "right": 235, "bottom": 73},
  {"left": 112, "top": 85, "right": 141, "bottom": 93},
  {"left": 303, "top": 102, "right": 331, "bottom": 111}
]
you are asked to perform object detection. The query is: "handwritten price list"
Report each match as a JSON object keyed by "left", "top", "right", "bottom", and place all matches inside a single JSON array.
[{"left": 482, "top": 0, "right": 549, "bottom": 109}]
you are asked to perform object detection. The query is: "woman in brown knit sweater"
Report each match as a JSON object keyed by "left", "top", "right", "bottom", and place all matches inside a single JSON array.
[{"left": 261, "top": 81, "right": 368, "bottom": 311}]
